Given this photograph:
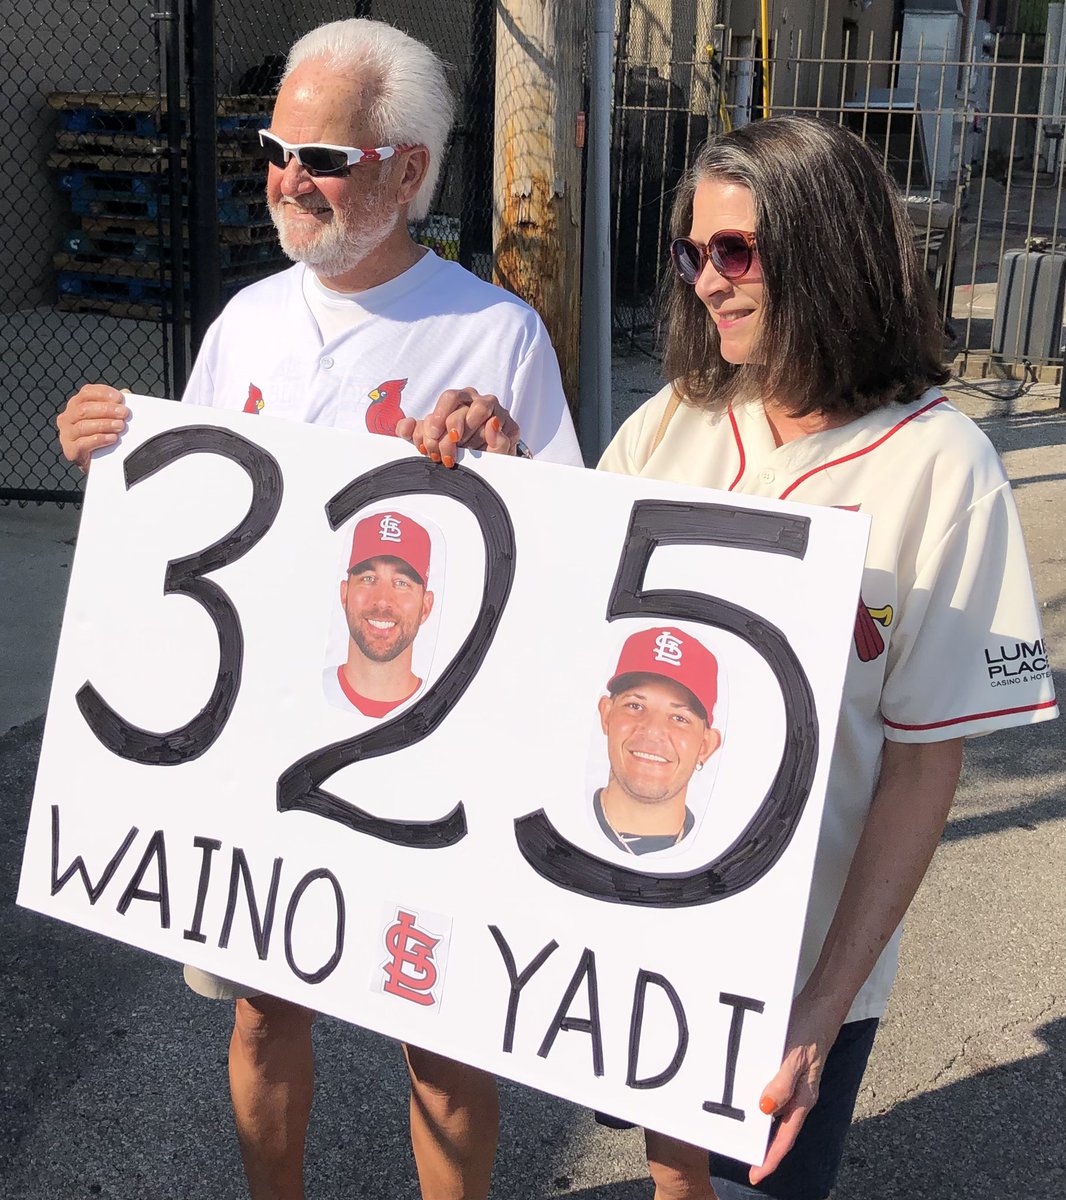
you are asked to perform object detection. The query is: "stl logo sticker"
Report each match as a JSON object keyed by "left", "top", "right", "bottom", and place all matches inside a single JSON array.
[{"left": 374, "top": 904, "right": 452, "bottom": 1010}]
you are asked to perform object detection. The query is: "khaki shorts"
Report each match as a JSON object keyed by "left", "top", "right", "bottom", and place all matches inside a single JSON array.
[{"left": 183, "top": 964, "right": 264, "bottom": 1001}]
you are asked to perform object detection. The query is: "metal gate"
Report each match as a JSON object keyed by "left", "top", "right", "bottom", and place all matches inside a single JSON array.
[
  {"left": 611, "top": 0, "right": 1066, "bottom": 387},
  {"left": 1, "top": 0, "right": 495, "bottom": 504}
]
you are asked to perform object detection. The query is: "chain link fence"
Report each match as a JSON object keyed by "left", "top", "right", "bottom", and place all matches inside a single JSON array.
[
  {"left": 2, "top": 1, "right": 496, "bottom": 504},
  {"left": 2, "top": 1, "right": 168, "bottom": 502}
]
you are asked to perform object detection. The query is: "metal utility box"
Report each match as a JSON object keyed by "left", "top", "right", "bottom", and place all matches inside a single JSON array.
[
  {"left": 992, "top": 248, "right": 1066, "bottom": 363},
  {"left": 895, "top": 0, "right": 965, "bottom": 192}
]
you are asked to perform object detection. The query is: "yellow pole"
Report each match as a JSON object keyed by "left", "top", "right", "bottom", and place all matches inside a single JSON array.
[
  {"left": 760, "top": 0, "right": 772, "bottom": 117},
  {"left": 706, "top": 42, "right": 732, "bottom": 132}
]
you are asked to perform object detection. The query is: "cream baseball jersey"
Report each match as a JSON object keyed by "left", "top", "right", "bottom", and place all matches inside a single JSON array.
[
  {"left": 599, "top": 384, "right": 1058, "bottom": 1020},
  {"left": 182, "top": 251, "right": 583, "bottom": 467}
]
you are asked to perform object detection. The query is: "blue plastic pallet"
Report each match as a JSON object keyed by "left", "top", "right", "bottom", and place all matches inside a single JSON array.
[
  {"left": 69, "top": 192, "right": 271, "bottom": 226},
  {"left": 62, "top": 230, "right": 283, "bottom": 268},
  {"left": 57, "top": 270, "right": 167, "bottom": 302},
  {"left": 57, "top": 269, "right": 271, "bottom": 305},
  {"left": 59, "top": 108, "right": 269, "bottom": 137},
  {"left": 59, "top": 170, "right": 264, "bottom": 200}
]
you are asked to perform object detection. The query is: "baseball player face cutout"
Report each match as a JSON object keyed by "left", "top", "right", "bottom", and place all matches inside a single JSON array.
[
  {"left": 342, "top": 558, "right": 434, "bottom": 665},
  {"left": 339, "top": 514, "right": 435, "bottom": 705},
  {"left": 598, "top": 677, "right": 721, "bottom": 837},
  {"left": 266, "top": 59, "right": 430, "bottom": 287}
]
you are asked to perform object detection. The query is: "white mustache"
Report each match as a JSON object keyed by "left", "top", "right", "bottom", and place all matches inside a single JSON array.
[{"left": 279, "top": 197, "right": 329, "bottom": 213}]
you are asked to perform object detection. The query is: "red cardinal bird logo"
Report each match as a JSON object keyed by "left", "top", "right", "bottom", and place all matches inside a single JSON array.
[
  {"left": 834, "top": 504, "right": 893, "bottom": 662},
  {"left": 365, "top": 378, "right": 408, "bottom": 437},
  {"left": 853, "top": 598, "right": 893, "bottom": 662},
  {"left": 243, "top": 383, "right": 265, "bottom": 414}
]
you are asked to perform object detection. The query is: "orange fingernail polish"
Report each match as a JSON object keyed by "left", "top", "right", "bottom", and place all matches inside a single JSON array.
[
  {"left": 490, "top": 417, "right": 501, "bottom": 432},
  {"left": 431, "top": 452, "right": 441, "bottom": 462},
  {"left": 418, "top": 444, "right": 426, "bottom": 455},
  {"left": 759, "top": 1096, "right": 776, "bottom": 1115},
  {"left": 442, "top": 455, "right": 455, "bottom": 468},
  {"left": 448, "top": 429, "right": 460, "bottom": 442}
]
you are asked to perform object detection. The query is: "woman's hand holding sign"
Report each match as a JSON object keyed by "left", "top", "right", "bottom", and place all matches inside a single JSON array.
[
  {"left": 748, "top": 736, "right": 963, "bottom": 1186},
  {"left": 396, "top": 388, "right": 522, "bottom": 466},
  {"left": 747, "top": 994, "right": 838, "bottom": 1186}
]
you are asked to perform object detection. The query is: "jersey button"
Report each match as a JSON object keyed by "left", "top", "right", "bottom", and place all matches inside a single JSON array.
[
  {"left": 759, "top": 468, "right": 775, "bottom": 483},
  {"left": 320, "top": 356, "right": 334, "bottom": 369}
]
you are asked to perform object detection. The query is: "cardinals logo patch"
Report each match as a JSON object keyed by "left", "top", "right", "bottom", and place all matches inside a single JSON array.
[
  {"left": 365, "top": 378, "right": 408, "bottom": 437},
  {"left": 835, "top": 504, "right": 893, "bottom": 662},
  {"left": 243, "top": 384, "right": 265, "bottom": 415},
  {"left": 853, "top": 598, "right": 893, "bottom": 662}
]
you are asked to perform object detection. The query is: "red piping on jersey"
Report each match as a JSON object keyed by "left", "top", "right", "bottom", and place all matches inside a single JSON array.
[
  {"left": 777, "top": 394, "right": 948, "bottom": 500},
  {"left": 727, "top": 405, "right": 745, "bottom": 491},
  {"left": 884, "top": 697, "right": 1058, "bottom": 731}
]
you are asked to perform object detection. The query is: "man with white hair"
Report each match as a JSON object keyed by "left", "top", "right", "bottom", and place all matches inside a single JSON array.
[
  {"left": 59, "top": 18, "right": 580, "bottom": 463},
  {"left": 57, "top": 17, "right": 581, "bottom": 1199}
]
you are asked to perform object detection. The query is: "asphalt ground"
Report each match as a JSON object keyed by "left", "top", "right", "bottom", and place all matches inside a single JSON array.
[{"left": 1, "top": 373, "right": 1063, "bottom": 1198}]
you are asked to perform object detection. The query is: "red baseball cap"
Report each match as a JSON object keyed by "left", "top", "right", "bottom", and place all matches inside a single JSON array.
[
  {"left": 348, "top": 511, "right": 431, "bottom": 584},
  {"left": 607, "top": 626, "right": 718, "bottom": 721}
]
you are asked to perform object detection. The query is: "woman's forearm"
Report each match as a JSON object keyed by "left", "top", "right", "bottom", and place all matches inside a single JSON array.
[{"left": 799, "top": 737, "right": 964, "bottom": 1025}]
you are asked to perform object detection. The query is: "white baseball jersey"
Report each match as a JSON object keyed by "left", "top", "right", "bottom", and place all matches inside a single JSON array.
[
  {"left": 183, "top": 251, "right": 583, "bottom": 466},
  {"left": 600, "top": 384, "right": 1058, "bottom": 1021}
]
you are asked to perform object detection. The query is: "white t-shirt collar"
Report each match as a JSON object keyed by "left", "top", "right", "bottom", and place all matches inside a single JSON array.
[{"left": 301, "top": 249, "right": 448, "bottom": 344}]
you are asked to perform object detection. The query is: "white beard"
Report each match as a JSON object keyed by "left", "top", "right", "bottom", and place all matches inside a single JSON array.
[{"left": 271, "top": 193, "right": 400, "bottom": 279}]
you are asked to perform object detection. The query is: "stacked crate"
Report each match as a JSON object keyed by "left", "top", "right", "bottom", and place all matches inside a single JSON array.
[{"left": 48, "top": 92, "right": 283, "bottom": 318}]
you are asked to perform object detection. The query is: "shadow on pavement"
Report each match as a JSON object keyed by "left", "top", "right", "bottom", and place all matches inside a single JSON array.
[
  {"left": 2, "top": 655, "right": 1061, "bottom": 1197},
  {"left": 942, "top": 791, "right": 1066, "bottom": 842},
  {"left": 559, "top": 1182, "right": 647, "bottom": 1198},
  {"left": 558, "top": 1019, "right": 1066, "bottom": 1200},
  {"left": 0, "top": 709, "right": 429, "bottom": 1198},
  {"left": 974, "top": 406, "right": 1066, "bottom": 456},
  {"left": 835, "top": 1017, "right": 1065, "bottom": 1199}
]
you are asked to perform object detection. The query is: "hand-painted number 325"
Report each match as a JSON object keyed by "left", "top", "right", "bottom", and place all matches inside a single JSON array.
[{"left": 77, "top": 426, "right": 818, "bottom": 908}]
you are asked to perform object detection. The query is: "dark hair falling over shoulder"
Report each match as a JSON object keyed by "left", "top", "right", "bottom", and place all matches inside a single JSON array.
[{"left": 661, "top": 116, "right": 949, "bottom": 418}]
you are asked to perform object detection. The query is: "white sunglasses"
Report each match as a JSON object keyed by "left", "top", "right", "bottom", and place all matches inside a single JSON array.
[{"left": 259, "top": 130, "right": 415, "bottom": 177}]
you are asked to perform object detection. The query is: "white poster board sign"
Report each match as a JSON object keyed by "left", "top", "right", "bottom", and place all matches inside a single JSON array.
[{"left": 18, "top": 395, "right": 869, "bottom": 1164}]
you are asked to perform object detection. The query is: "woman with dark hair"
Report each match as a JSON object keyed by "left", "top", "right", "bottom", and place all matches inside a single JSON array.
[
  {"left": 401, "top": 115, "right": 1055, "bottom": 1200},
  {"left": 595, "top": 115, "right": 1056, "bottom": 1200},
  {"left": 658, "top": 116, "right": 948, "bottom": 419}
]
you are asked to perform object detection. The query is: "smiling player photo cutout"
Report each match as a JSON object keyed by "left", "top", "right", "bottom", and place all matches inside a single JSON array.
[
  {"left": 323, "top": 510, "right": 436, "bottom": 718},
  {"left": 593, "top": 626, "right": 723, "bottom": 856}
]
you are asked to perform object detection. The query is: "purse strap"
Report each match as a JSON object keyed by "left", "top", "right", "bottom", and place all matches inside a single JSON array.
[{"left": 650, "top": 388, "right": 682, "bottom": 455}]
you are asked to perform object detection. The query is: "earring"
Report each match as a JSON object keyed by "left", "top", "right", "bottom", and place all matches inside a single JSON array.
[{"left": 695, "top": 761, "right": 704, "bottom": 772}]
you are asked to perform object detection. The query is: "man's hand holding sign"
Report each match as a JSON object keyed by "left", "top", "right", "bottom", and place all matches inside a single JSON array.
[{"left": 57, "top": 384, "right": 131, "bottom": 472}]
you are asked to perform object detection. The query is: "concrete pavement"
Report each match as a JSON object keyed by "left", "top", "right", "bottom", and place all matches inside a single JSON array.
[
  {"left": 0, "top": 501, "right": 80, "bottom": 733},
  {"left": 1, "top": 378, "right": 1063, "bottom": 1198}
]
